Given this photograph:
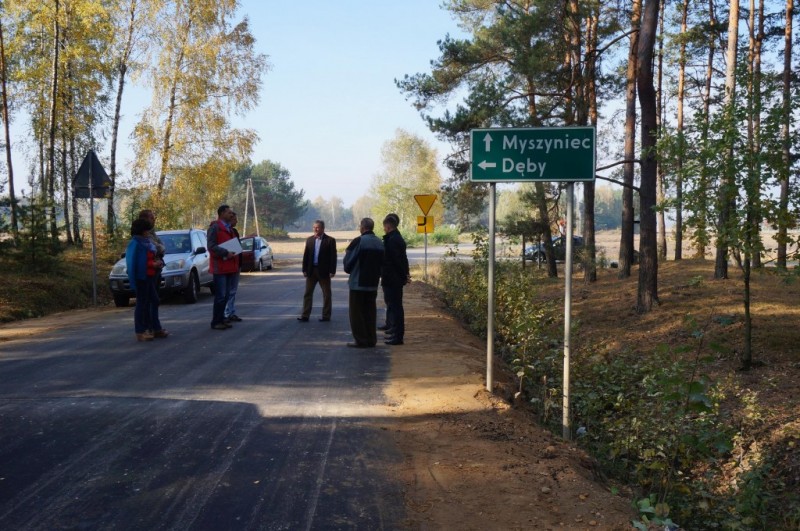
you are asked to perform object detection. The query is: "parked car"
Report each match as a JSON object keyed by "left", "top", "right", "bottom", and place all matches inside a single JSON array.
[
  {"left": 108, "top": 229, "right": 215, "bottom": 307},
  {"left": 524, "top": 235, "right": 584, "bottom": 262},
  {"left": 240, "top": 236, "right": 274, "bottom": 272}
]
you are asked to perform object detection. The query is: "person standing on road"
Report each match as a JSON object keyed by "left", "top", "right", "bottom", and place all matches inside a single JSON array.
[
  {"left": 208, "top": 204, "right": 239, "bottom": 330},
  {"left": 343, "top": 218, "right": 384, "bottom": 348},
  {"left": 298, "top": 220, "right": 337, "bottom": 322},
  {"left": 224, "top": 212, "right": 243, "bottom": 323},
  {"left": 138, "top": 209, "right": 166, "bottom": 336},
  {"left": 126, "top": 218, "right": 166, "bottom": 341},
  {"left": 381, "top": 213, "right": 410, "bottom": 345}
]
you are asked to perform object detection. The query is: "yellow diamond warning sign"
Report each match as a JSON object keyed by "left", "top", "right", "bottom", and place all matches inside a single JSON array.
[{"left": 414, "top": 194, "right": 437, "bottom": 216}]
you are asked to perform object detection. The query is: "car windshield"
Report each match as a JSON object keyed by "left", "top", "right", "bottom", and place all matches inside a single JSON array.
[{"left": 160, "top": 234, "right": 192, "bottom": 254}]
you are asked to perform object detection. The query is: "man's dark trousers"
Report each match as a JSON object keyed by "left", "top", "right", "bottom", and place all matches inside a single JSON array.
[
  {"left": 349, "top": 290, "right": 378, "bottom": 346},
  {"left": 212, "top": 273, "right": 235, "bottom": 326},
  {"left": 383, "top": 283, "right": 404, "bottom": 340}
]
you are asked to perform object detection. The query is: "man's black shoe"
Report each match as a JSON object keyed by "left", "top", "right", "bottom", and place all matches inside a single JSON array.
[
  {"left": 384, "top": 329, "right": 396, "bottom": 335},
  {"left": 297, "top": 316, "right": 309, "bottom": 322},
  {"left": 346, "top": 342, "right": 367, "bottom": 348},
  {"left": 377, "top": 324, "right": 390, "bottom": 331},
  {"left": 211, "top": 323, "right": 227, "bottom": 330},
  {"left": 384, "top": 338, "right": 404, "bottom": 345},
  {"left": 228, "top": 314, "right": 243, "bottom": 322}
]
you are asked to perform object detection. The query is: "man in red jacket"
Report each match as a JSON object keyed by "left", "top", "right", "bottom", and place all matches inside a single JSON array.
[{"left": 208, "top": 204, "right": 239, "bottom": 330}]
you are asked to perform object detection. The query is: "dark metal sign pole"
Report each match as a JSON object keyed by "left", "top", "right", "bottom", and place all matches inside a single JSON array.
[{"left": 89, "top": 152, "right": 97, "bottom": 306}]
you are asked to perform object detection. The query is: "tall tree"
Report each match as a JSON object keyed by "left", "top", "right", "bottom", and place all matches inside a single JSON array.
[
  {"left": 370, "top": 129, "right": 443, "bottom": 232},
  {"left": 0, "top": 5, "right": 17, "bottom": 240},
  {"left": 637, "top": 0, "right": 661, "bottom": 312},
  {"left": 619, "top": 0, "right": 641, "bottom": 278},
  {"left": 714, "top": 0, "right": 740, "bottom": 279},
  {"left": 656, "top": 0, "right": 667, "bottom": 261},
  {"left": 776, "top": 0, "right": 793, "bottom": 269},
  {"left": 229, "top": 160, "right": 308, "bottom": 231},
  {"left": 673, "top": 0, "right": 689, "bottom": 261},
  {"left": 133, "top": 0, "right": 267, "bottom": 199},
  {"left": 107, "top": 0, "right": 155, "bottom": 237}
]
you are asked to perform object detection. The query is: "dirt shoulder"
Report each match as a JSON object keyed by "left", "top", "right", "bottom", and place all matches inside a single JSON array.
[{"left": 382, "top": 281, "right": 633, "bottom": 530}]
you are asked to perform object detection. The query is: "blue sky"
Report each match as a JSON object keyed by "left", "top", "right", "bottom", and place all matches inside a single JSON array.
[
  {"left": 233, "top": 0, "right": 464, "bottom": 205},
  {"left": 7, "top": 1, "right": 465, "bottom": 208}
]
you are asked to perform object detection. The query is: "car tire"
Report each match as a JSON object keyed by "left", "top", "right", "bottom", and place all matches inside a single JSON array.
[
  {"left": 113, "top": 293, "right": 130, "bottom": 307},
  {"left": 183, "top": 270, "right": 200, "bottom": 304},
  {"left": 266, "top": 255, "right": 273, "bottom": 270},
  {"left": 258, "top": 258, "right": 265, "bottom": 272}
]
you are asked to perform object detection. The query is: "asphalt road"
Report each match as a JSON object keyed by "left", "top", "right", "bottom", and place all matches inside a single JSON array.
[{"left": 0, "top": 263, "right": 405, "bottom": 530}]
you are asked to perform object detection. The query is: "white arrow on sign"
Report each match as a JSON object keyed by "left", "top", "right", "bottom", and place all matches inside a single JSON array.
[
  {"left": 478, "top": 160, "right": 497, "bottom": 170},
  {"left": 483, "top": 132, "right": 493, "bottom": 152}
]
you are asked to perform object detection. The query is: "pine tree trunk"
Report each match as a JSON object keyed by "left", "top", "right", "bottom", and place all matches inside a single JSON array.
[
  {"left": 674, "top": 0, "right": 689, "bottom": 261},
  {"left": 620, "top": 0, "right": 641, "bottom": 278},
  {"left": 777, "top": 0, "right": 793, "bottom": 269},
  {"left": 714, "top": 0, "right": 740, "bottom": 279},
  {"left": 637, "top": 0, "right": 660, "bottom": 313},
  {"left": 583, "top": 3, "right": 599, "bottom": 284},
  {"left": 656, "top": 0, "right": 667, "bottom": 261}
]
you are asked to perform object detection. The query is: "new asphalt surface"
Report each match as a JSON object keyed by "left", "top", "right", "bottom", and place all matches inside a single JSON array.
[{"left": 0, "top": 263, "right": 405, "bottom": 530}]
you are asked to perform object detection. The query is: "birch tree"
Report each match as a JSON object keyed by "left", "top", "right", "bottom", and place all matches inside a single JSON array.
[{"left": 132, "top": 0, "right": 267, "bottom": 207}]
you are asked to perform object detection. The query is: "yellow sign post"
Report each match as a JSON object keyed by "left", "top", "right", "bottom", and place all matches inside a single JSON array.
[
  {"left": 414, "top": 194, "right": 437, "bottom": 282},
  {"left": 416, "top": 215, "right": 434, "bottom": 234}
]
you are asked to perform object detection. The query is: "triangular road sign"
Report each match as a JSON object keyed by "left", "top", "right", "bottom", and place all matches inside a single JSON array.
[
  {"left": 73, "top": 150, "right": 112, "bottom": 198},
  {"left": 414, "top": 194, "right": 437, "bottom": 216}
]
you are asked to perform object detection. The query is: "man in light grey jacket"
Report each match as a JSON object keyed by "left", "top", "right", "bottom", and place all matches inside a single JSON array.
[{"left": 343, "top": 218, "right": 384, "bottom": 348}]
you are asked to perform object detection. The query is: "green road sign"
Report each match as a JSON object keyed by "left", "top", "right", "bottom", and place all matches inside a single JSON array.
[{"left": 470, "top": 126, "right": 596, "bottom": 182}]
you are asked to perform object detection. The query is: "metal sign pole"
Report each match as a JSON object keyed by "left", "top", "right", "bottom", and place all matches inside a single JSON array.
[
  {"left": 486, "top": 182, "right": 497, "bottom": 392},
  {"left": 89, "top": 154, "right": 97, "bottom": 306},
  {"left": 562, "top": 182, "right": 574, "bottom": 440},
  {"left": 423, "top": 231, "right": 428, "bottom": 282},
  {"left": 243, "top": 178, "right": 250, "bottom": 236}
]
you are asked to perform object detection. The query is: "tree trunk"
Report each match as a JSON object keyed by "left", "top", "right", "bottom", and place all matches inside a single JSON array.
[
  {"left": 47, "top": 0, "right": 61, "bottom": 243},
  {"left": 70, "top": 130, "right": 80, "bottom": 244},
  {"left": 656, "top": 0, "right": 667, "bottom": 261},
  {"left": 0, "top": 14, "right": 17, "bottom": 241},
  {"left": 747, "top": 0, "right": 765, "bottom": 269},
  {"left": 620, "top": 0, "right": 641, "bottom": 278},
  {"left": 637, "top": 0, "right": 660, "bottom": 313},
  {"left": 714, "top": 0, "right": 740, "bottom": 279},
  {"left": 60, "top": 133, "right": 73, "bottom": 244},
  {"left": 674, "top": 0, "right": 689, "bottom": 261},
  {"left": 694, "top": 0, "right": 717, "bottom": 259},
  {"left": 583, "top": 3, "right": 599, "bottom": 284},
  {"left": 109, "top": 0, "right": 138, "bottom": 238},
  {"left": 157, "top": 29, "right": 188, "bottom": 193},
  {"left": 777, "top": 0, "right": 793, "bottom": 269}
]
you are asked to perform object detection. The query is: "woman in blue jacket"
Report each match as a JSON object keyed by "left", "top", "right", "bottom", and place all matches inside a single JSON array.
[{"left": 126, "top": 218, "right": 166, "bottom": 341}]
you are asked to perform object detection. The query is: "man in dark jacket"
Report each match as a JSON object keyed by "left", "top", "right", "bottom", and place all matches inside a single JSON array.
[
  {"left": 343, "top": 218, "right": 384, "bottom": 347},
  {"left": 298, "top": 220, "right": 337, "bottom": 322},
  {"left": 381, "top": 213, "right": 410, "bottom": 345}
]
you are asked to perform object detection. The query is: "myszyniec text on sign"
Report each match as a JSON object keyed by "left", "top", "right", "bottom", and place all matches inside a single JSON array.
[{"left": 469, "top": 126, "right": 595, "bottom": 182}]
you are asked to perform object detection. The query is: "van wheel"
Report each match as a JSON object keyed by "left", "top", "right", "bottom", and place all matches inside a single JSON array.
[{"left": 183, "top": 271, "right": 200, "bottom": 303}]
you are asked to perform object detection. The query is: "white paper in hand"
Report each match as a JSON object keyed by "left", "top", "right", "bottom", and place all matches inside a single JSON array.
[{"left": 219, "top": 238, "right": 243, "bottom": 255}]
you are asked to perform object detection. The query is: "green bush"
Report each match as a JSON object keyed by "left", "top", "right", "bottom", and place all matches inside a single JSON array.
[{"left": 429, "top": 258, "right": 794, "bottom": 529}]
